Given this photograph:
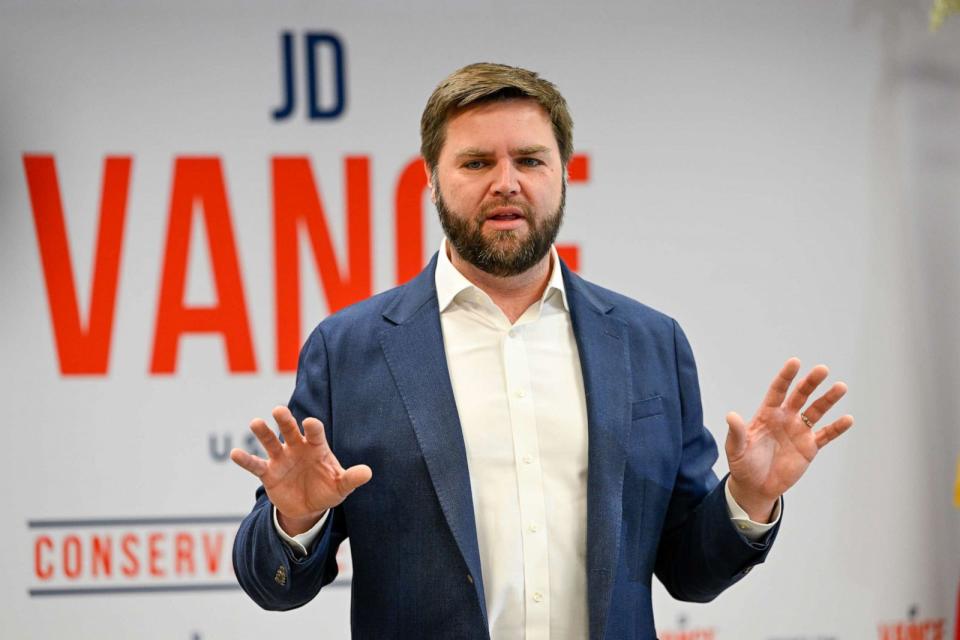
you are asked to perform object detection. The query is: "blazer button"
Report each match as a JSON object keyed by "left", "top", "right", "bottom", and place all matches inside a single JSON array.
[{"left": 466, "top": 574, "right": 474, "bottom": 585}]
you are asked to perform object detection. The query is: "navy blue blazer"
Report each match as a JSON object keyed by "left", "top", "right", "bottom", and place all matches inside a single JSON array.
[{"left": 233, "top": 255, "right": 778, "bottom": 639}]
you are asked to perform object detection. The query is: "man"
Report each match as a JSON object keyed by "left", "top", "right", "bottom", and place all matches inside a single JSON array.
[{"left": 230, "top": 63, "right": 853, "bottom": 639}]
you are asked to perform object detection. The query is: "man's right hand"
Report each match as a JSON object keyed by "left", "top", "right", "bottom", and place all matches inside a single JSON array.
[{"left": 230, "top": 406, "right": 373, "bottom": 536}]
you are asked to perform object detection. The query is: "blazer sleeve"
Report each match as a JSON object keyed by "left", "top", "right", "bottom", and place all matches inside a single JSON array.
[
  {"left": 653, "top": 320, "right": 780, "bottom": 602},
  {"left": 232, "top": 326, "right": 349, "bottom": 610}
]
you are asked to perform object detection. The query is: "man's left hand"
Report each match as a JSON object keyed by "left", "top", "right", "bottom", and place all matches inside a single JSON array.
[{"left": 725, "top": 358, "right": 854, "bottom": 523}]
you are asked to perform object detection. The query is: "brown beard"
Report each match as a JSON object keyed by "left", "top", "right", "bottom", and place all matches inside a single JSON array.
[{"left": 434, "top": 180, "right": 565, "bottom": 277}]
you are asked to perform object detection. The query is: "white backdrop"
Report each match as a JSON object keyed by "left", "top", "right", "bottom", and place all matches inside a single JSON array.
[{"left": 1, "top": 1, "right": 958, "bottom": 638}]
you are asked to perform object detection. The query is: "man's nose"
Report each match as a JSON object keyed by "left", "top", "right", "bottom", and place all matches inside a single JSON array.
[{"left": 491, "top": 162, "right": 520, "bottom": 198}]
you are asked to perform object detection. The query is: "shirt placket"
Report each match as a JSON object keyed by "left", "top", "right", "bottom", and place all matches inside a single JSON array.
[{"left": 502, "top": 325, "right": 550, "bottom": 640}]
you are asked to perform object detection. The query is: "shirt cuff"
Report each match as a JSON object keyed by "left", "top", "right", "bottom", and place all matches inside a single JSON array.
[
  {"left": 272, "top": 507, "right": 329, "bottom": 556},
  {"left": 724, "top": 480, "right": 781, "bottom": 541}
]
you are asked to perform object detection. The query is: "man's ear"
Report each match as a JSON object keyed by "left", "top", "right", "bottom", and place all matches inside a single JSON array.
[{"left": 424, "top": 160, "right": 437, "bottom": 204}]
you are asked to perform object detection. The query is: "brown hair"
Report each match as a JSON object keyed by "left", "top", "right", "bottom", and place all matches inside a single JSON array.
[{"left": 420, "top": 62, "right": 574, "bottom": 171}]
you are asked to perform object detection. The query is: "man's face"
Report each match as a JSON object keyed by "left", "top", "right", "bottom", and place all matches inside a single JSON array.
[{"left": 431, "top": 98, "right": 565, "bottom": 277}]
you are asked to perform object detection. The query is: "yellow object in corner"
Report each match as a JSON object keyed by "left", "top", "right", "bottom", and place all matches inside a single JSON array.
[{"left": 931, "top": 0, "right": 960, "bottom": 31}]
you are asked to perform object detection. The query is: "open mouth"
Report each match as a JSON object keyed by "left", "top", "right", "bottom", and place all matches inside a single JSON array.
[{"left": 485, "top": 206, "right": 526, "bottom": 223}]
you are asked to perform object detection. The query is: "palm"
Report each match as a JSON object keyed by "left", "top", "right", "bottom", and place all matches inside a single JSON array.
[
  {"left": 725, "top": 359, "right": 853, "bottom": 514},
  {"left": 257, "top": 426, "right": 349, "bottom": 519},
  {"left": 230, "top": 406, "right": 372, "bottom": 524}
]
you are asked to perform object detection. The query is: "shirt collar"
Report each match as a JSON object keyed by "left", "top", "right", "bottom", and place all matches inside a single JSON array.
[{"left": 435, "top": 238, "right": 569, "bottom": 314}]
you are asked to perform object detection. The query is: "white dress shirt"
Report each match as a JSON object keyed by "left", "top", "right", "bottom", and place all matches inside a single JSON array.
[
  {"left": 275, "top": 240, "right": 780, "bottom": 639},
  {"left": 435, "top": 241, "right": 589, "bottom": 639}
]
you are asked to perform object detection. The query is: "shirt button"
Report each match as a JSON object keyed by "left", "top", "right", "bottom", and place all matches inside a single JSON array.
[
  {"left": 522, "top": 454, "right": 533, "bottom": 464},
  {"left": 528, "top": 524, "right": 538, "bottom": 533},
  {"left": 532, "top": 592, "right": 544, "bottom": 603},
  {"left": 516, "top": 389, "right": 526, "bottom": 398},
  {"left": 508, "top": 329, "right": 517, "bottom": 338},
  {"left": 737, "top": 523, "right": 749, "bottom": 531}
]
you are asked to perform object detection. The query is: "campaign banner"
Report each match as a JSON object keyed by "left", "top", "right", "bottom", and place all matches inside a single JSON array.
[{"left": 1, "top": 2, "right": 957, "bottom": 638}]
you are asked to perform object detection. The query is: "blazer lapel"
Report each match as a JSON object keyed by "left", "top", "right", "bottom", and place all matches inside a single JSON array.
[
  {"left": 378, "top": 256, "right": 489, "bottom": 626},
  {"left": 563, "top": 264, "right": 630, "bottom": 640}
]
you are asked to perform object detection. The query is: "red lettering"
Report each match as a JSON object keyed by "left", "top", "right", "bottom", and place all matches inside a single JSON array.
[
  {"left": 556, "top": 243, "right": 579, "bottom": 272},
  {"left": 567, "top": 153, "right": 589, "bottom": 183},
  {"left": 148, "top": 532, "right": 165, "bottom": 577},
  {"left": 395, "top": 157, "right": 429, "bottom": 285},
  {"left": 121, "top": 533, "right": 139, "bottom": 577},
  {"left": 273, "top": 156, "right": 372, "bottom": 371},
  {"left": 23, "top": 155, "right": 131, "bottom": 375},
  {"left": 555, "top": 153, "right": 589, "bottom": 273},
  {"left": 62, "top": 535, "right": 82, "bottom": 579},
  {"left": 150, "top": 157, "right": 256, "bottom": 374},
  {"left": 933, "top": 619, "right": 944, "bottom": 640},
  {"left": 175, "top": 532, "right": 195, "bottom": 576},
  {"left": 202, "top": 532, "right": 224, "bottom": 574},
  {"left": 34, "top": 536, "right": 54, "bottom": 580},
  {"left": 91, "top": 535, "right": 112, "bottom": 577}
]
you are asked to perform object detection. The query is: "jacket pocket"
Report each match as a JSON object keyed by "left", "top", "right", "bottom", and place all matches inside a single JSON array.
[
  {"left": 631, "top": 395, "right": 663, "bottom": 420},
  {"left": 627, "top": 394, "right": 669, "bottom": 582}
]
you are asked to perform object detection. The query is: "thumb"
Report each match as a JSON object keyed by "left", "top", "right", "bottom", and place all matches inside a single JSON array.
[
  {"left": 724, "top": 411, "right": 747, "bottom": 460},
  {"left": 337, "top": 464, "right": 373, "bottom": 496}
]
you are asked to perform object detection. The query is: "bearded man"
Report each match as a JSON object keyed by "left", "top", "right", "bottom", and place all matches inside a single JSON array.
[{"left": 230, "top": 62, "right": 853, "bottom": 639}]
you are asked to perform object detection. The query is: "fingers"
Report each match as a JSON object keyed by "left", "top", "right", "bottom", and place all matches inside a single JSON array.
[
  {"left": 338, "top": 464, "right": 373, "bottom": 495},
  {"left": 272, "top": 406, "right": 303, "bottom": 446},
  {"left": 784, "top": 364, "right": 830, "bottom": 412},
  {"left": 761, "top": 358, "right": 802, "bottom": 407},
  {"left": 815, "top": 415, "right": 854, "bottom": 449},
  {"left": 800, "top": 381, "right": 848, "bottom": 424},
  {"left": 724, "top": 411, "right": 747, "bottom": 459},
  {"left": 302, "top": 417, "right": 329, "bottom": 447},
  {"left": 250, "top": 409, "right": 330, "bottom": 459},
  {"left": 250, "top": 418, "right": 284, "bottom": 459},
  {"left": 230, "top": 448, "right": 268, "bottom": 477}
]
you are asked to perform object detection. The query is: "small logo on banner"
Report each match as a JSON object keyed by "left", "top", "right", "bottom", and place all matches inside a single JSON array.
[
  {"left": 877, "top": 605, "right": 946, "bottom": 639},
  {"left": 272, "top": 30, "right": 347, "bottom": 121},
  {"left": 954, "top": 453, "right": 959, "bottom": 640},
  {"left": 658, "top": 614, "right": 716, "bottom": 640}
]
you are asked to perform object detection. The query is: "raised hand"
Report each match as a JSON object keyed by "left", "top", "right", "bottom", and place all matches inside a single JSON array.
[
  {"left": 725, "top": 358, "right": 854, "bottom": 522},
  {"left": 230, "top": 406, "right": 372, "bottom": 535}
]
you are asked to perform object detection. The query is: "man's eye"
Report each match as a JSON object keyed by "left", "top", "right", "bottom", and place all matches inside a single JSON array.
[
  {"left": 519, "top": 158, "right": 543, "bottom": 167},
  {"left": 463, "top": 160, "right": 486, "bottom": 169}
]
